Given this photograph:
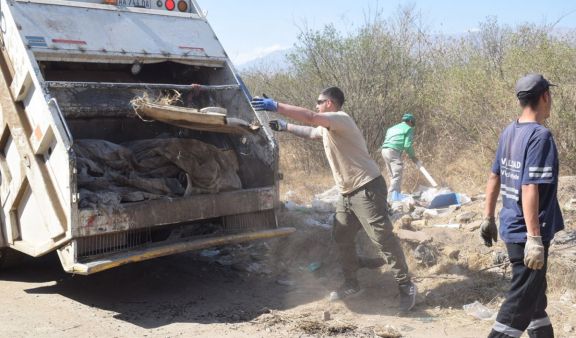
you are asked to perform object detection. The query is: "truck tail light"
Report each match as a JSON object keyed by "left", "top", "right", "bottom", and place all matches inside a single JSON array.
[
  {"left": 177, "top": 1, "right": 188, "bottom": 12},
  {"left": 165, "top": 0, "right": 175, "bottom": 10},
  {"left": 103, "top": 0, "right": 117, "bottom": 4}
]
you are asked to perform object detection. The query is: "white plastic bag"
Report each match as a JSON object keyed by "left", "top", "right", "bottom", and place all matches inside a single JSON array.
[{"left": 463, "top": 301, "right": 496, "bottom": 320}]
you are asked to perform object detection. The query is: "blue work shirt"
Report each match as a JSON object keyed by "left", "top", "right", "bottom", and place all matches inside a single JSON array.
[{"left": 491, "top": 121, "right": 564, "bottom": 243}]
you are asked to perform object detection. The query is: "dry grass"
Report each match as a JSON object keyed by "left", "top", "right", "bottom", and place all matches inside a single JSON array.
[
  {"left": 278, "top": 139, "right": 491, "bottom": 200},
  {"left": 279, "top": 163, "right": 334, "bottom": 204}
]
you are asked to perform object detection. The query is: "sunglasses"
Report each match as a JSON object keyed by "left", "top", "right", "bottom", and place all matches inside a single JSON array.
[{"left": 316, "top": 99, "right": 328, "bottom": 105}]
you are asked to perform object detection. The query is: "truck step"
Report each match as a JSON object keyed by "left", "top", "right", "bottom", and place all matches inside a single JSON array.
[{"left": 67, "top": 227, "right": 296, "bottom": 275}]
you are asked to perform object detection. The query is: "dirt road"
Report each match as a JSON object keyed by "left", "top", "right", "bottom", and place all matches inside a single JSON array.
[
  {"left": 1, "top": 186, "right": 575, "bottom": 337},
  {"left": 1, "top": 240, "right": 574, "bottom": 338},
  {"left": 0, "top": 249, "right": 488, "bottom": 338}
]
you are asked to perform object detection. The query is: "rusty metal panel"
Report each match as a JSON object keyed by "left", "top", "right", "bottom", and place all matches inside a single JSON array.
[{"left": 76, "top": 187, "right": 276, "bottom": 237}]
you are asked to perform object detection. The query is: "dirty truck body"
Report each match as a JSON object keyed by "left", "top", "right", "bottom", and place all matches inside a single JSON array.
[{"left": 0, "top": 0, "right": 291, "bottom": 274}]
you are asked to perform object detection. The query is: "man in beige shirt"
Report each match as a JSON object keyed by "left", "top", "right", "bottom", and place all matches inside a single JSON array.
[{"left": 251, "top": 87, "right": 416, "bottom": 312}]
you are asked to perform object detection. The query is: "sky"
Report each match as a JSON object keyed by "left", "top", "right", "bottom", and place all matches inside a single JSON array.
[{"left": 195, "top": 0, "right": 576, "bottom": 66}]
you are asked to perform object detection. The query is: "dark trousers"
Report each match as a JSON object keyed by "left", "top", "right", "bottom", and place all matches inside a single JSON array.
[
  {"left": 332, "top": 176, "right": 410, "bottom": 286},
  {"left": 488, "top": 242, "right": 554, "bottom": 338}
]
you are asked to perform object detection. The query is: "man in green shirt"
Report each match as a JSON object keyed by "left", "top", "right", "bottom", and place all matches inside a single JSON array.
[{"left": 381, "top": 113, "right": 421, "bottom": 200}]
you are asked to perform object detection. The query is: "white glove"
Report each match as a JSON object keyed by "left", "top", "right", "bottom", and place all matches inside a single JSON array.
[{"left": 524, "top": 235, "right": 545, "bottom": 270}]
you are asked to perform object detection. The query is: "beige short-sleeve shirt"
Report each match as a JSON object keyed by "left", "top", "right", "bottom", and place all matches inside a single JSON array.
[{"left": 315, "top": 111, "right": 381, "bottom": 194}]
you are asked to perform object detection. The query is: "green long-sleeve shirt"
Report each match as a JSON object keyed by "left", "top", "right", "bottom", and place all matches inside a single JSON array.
[{"left": 381, "top": 122, "right": 416, "bottom": 158}]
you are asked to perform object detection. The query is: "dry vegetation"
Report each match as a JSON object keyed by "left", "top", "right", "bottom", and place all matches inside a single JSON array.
[
  {"left": 236, "top": 6, "right": 576, "bottom": 336},
  {"left": 242, "top": 7, "right": 576, "bottom": 194}
]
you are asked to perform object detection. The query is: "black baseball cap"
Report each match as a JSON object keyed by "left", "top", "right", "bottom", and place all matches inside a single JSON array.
[{"left": 515, "top": 73, "right": 556, "bottom": 99}]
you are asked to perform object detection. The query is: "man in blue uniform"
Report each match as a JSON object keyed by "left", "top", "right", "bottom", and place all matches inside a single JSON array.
[{"left": 481, "top": 73, "right": 564, "bottom": 338}]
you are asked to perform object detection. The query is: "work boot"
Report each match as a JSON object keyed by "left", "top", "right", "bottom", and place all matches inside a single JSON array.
[
  {"left": 328, "top": 281, "right": 364, "bottom": 301},
  {"left": 398, "top": 281, "right": 417, "bottom": 312}
]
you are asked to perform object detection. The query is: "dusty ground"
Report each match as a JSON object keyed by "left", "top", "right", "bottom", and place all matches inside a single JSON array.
[{"left": 1, "top": 178, "right": 575, "bottom": 338}]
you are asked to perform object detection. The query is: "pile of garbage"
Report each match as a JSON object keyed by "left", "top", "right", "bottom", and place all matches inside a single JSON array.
[
  {"left": 75, "top": 138, "right": 242, "bottom": 209},
  {"left": 282, "top": 185, "right": 475, "bottom": 230}
]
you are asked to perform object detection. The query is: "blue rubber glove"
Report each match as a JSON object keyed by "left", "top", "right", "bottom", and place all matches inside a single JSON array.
[
  {"left": 269, "top": 119, "right": 288, "bottom": 132},
  {"left": 251, "top": 97, "right": 278, "bottom": 112}
]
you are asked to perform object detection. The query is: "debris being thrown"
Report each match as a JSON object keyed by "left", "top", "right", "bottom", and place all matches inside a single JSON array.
[{"left": 131, "top": 91, "right": 260, "bottom": 134}]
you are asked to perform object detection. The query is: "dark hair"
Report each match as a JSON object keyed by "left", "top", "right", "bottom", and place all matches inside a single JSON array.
[
  {"left": 518, "top": 89, "right": 547, "bottom": 109},
  {"left": 321, "top": 86, "right": 345, "bottom": 109}
]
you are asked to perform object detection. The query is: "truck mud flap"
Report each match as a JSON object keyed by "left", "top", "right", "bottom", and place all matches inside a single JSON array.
[{"left": 59, "top": 227, "right": 295, "bottom": 275}]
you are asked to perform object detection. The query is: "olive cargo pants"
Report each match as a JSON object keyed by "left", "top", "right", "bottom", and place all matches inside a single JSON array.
[{"left": 333, "top": 176, "right": 410, "bottom": 285}]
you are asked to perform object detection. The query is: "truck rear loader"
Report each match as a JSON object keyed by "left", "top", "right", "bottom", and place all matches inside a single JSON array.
[{"left": 0, "top": 0, "right": 293, "bottom": 274}]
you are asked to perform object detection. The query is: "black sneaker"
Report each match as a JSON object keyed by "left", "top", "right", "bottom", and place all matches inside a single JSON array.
[
  {"left": 328, "top": 282, "right": 364, "bottom": 301},
  {"left": 398, "top": 282, "right": 417, "bottom": 312}
]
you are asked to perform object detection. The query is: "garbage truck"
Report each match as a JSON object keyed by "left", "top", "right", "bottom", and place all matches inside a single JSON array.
[{"left": 0, "top": 0, "right": 293, "bottom": 274}]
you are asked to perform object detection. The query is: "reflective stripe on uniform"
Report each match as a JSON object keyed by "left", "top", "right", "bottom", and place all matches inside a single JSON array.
[
  {"left": 501, "top": 184, "right": 519, "bottom": 201},
  {"left": 529, "top": 166, "right": 553, "bottom": 179},
  {"left": 529, "top": 167, "right": 552, "bottom": 172},
  {"left": 492, "top": 321, "right": 523, "bottom": 338},
  {"left": 527, "top": 316, "right": 551, "bottom": 330}
]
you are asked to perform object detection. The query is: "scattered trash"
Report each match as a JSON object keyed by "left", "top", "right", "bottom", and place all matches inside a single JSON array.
[
  {"left": 284, "top": 200, "right": 308, "bottom": 211},
  {"left": 374, "top": 324, "right": 402, "bottom": 338},
  {"left": 414, "top": 243, "right": 437, "bottom": 266},
  {"left": 307, "top": 262, "right": 322, "bottom": 272},
  {"left": 423, "top": 207, "right": 454, "bottom": 218},
  {"left": 390, "top": 201, "right": 413, "bottom": 214},
  {"left": 323, "top": 311, "right": 331, "bottom": 321},
  {"left": 276, "top": 279, "right": 296, "bottom": 286},
  {"left": 553, "top": 230, "right": 576, "bottom": 245},
  {"left": 415, "top": 316, "right": 436, "bottom": 323},
  {"left": 303, "top": 217, "right": 331, "bottom": 229},
  {"left": 400, "top": 324, "right": 415, "bottom": 332},
  {"left": 420, "top": 187, "right": 452, "bottom": 203},
  {"left": 399, "top": 215, "right": 413, "bottom": 229},
  {"left": 396, "top": 229, "right": 433, "bottom": 244},
  {"left": 492, "top": 251, "right": 508, "bottom": 265},
  {"left": 200, "top": 249, "right": 220, "bottom": 258},
  {"left": 464, "top": 220, "right": 482, "bottom": 232},
  {"left": 284, "top": 190, "right": 297, "bottom": 200},
  {"left": 432, "top": 223, "right": 461, "bottom": 229},
  {"left": 216, "top": 255, "right": 234, "bottom": 266},
  {"left": 463, "top": 301, "right": 496, "bottom": 320},
  {"left": 429, "top": 193, "right": 460, "bottom": 209},
  {"left": 411, "top": 219, "right": 427, "bottom": 227},
  {"left": 564, "top": 198, "right": 576, "bottom": 212},
  {"left": 456, "top": 211, "right": 477, "bottom": 223},
  {"left": 389, "top": 191, "right": 413, "bottom": 203},
  {"left": 311, "top": 186, "right": 339, "bottom": 212},
  {"left": 411, "top": 207, "right": 426, "bottom": 220}
]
